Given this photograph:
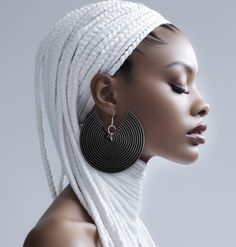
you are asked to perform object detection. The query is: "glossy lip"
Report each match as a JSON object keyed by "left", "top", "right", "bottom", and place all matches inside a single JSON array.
[
  {"left": 186, "top": 123, "right": 207, "bottom": 145},
  {"left": 186, "top": 133, "right": 205, "bottom": 144},
  {"left": 187, "top": 123, "right": 207, "bottom": 135}
]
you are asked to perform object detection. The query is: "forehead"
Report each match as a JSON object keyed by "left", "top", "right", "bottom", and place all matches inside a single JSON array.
[{"left": 133, "top": 27, "right": 199, "bottom": 75}]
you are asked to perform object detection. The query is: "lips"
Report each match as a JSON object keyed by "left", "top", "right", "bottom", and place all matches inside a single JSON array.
[
  {"left": 186, "top": 123, "right": 207, "bottom": 145},
  {"left": 187, "top": 123, "right": 207, "bottom": 135}
]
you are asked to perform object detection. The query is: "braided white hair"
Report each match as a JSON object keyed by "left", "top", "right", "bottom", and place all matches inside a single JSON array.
[{"left": 34, "top": 0, "right": 171, "bottom": 246}]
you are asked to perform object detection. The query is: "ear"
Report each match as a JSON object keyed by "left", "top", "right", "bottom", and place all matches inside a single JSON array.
[{"left": 90, "top": 73, "right": 119, "bottom": 115}]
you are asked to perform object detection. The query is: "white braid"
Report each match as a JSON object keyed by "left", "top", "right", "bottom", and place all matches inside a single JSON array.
[{"left": 34, "top": 0, "right": 171, "bottom": 246}]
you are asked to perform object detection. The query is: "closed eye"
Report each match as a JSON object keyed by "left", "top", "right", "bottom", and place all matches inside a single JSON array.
[{"left": 169, "top": 83, "right": 190, "bottom": 94}]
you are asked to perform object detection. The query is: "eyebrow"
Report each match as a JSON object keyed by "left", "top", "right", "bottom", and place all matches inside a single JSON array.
[{"left": 164, "top": 61, "right": 199, "bottom": 77}]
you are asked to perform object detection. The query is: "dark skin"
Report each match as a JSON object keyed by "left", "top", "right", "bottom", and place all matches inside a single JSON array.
[{"left": 23, "top": 26, "right": 210, "bottom": 247}]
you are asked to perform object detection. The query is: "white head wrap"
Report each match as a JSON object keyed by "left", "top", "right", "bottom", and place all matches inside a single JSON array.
[{"left": 34, "top": 0, "right": 171, "bottom": 246}]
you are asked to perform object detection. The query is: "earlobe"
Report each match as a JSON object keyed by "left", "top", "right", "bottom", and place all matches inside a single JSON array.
[{"left": 90, "top": 73, "right": 118, "bottom": 113}]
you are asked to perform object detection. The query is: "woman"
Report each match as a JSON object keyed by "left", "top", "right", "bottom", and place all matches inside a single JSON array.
[{"left": 23, "top": 0, "right": 210, "bottom": 246}]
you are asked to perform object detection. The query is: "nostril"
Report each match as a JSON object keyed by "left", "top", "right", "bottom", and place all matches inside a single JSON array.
[
  {"left": 199, "top": 109, "right": 207, "bottom": 117},
  {"left": 199, "top": 104, "right": 210, "bottom": 117}
]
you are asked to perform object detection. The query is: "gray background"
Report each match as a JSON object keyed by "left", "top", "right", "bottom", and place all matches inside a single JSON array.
[{"left": 0, "top": 0, "right": 235, "bottom": 246}]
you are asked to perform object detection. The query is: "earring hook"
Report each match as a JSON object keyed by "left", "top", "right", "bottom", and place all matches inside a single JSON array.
[{"left": 107, "top": 108, "right": 116, "bottom": 141}]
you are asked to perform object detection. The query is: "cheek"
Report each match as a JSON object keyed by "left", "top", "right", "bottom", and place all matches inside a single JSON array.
[{"left": 132, "top": 83, "right": 187, "bottom": 151}]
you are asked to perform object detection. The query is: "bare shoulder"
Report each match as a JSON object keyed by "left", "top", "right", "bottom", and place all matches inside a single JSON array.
[{"left": 23, "top": 218, "right": 102, "bottom": 247}]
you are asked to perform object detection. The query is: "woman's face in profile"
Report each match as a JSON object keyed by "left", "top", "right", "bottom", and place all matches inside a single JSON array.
[{"left": 117, "top": 26, "right": 210, "bottom": 164}]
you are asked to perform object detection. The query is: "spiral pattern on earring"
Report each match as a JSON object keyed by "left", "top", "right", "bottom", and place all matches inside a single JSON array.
[{"left": 79, "top": 110, "right": 145, "bottom": 173}]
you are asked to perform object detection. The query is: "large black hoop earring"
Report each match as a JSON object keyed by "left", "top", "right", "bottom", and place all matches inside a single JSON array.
[{"left": 79, "top": 109, "right": 145, "bottom": 173}]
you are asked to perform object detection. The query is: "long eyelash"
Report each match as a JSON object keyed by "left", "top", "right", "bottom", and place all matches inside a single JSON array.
[{"left": 170, "top": 84, "right": 190, "bottom": 94}]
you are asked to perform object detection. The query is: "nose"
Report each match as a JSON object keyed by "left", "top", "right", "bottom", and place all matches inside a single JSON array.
[{"left": 191, "top": 94, "right": 210, "bottom": 118}]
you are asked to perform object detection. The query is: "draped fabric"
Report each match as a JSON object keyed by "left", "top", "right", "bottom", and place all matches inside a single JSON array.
[{"left": 84, "top": 155, "right": 156, "bottom": 246}]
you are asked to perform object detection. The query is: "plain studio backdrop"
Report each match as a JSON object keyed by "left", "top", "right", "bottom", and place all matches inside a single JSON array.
[{"left": 0, "top": 0, "right": 235, "bottom": 246}]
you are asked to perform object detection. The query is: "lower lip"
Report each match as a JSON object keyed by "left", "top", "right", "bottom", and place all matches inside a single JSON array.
[{"left": 186, "top": 133, "right": 205, "bottom": 144}]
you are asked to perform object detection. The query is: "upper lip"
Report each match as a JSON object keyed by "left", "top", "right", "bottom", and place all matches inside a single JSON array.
[{"left": 187, "top": 123, "right": 207, "bottom": 134}]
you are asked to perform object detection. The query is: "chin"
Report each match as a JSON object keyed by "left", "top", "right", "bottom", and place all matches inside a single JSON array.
[
  {"left": 175, "top": 148, "right": 200, "bottom": 165},
  {"left": 160, "top": 146, "right": 200, "bottom": 165}
]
